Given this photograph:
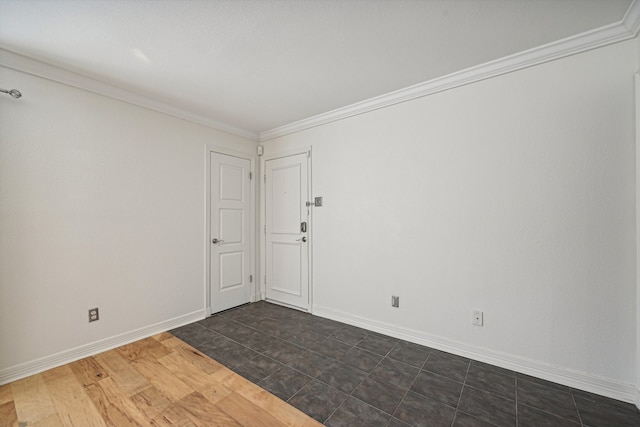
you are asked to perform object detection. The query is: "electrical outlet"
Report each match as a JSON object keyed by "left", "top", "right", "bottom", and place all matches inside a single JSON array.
[
  {"left": 89, "top": 308, "right": 99, "bottom": 323},
  {"left": 472, "top": 310, "right": 483, "bottom": 326},
  {"left": 391, "top": 295, "right": 399, "bottom": 308}
]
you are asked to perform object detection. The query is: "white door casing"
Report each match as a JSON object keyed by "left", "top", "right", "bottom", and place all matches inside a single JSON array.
[
  {"left": 264, "top": 152, "right": 310, "bottom": 311},
  {"left": 210, "top": 151, "right": 252, "bottom": 313}
]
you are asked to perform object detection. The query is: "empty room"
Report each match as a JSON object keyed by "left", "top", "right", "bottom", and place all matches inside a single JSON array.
[{"left": 1, "top": 1, "right": 640, "bottom": 426}]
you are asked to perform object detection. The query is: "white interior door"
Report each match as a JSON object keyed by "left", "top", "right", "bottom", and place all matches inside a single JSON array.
[
  {"left": 210, "top": 152, "right": 252, "bottom": 313},
  {"left": 265, "top": 153, "right": 310, "bottom": 310}
]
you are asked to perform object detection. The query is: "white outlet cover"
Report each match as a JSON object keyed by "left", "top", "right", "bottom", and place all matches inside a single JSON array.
[{"left": 472, "top": 310, "right": 483, "bottom": 326}]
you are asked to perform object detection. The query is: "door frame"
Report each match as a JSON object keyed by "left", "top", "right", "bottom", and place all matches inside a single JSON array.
[
  {"left": 260, "top": 145, "right": 313, "bottom": 312},
  {"left": 635, "top": 71, "right": 640, "bottom": 410},
  {"left": 205, "top": 144, "right": 257, "bottom": 316}
]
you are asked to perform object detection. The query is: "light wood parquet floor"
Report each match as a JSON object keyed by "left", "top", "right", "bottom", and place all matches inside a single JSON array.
[{"left": 0, "top": 332, "right": 323, "bottom": 427}]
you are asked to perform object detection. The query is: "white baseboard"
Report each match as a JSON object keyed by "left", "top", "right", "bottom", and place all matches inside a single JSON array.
[
  {"left": 636, "top": 387, "right": 640, "bottom": 410},
  {"left": 0, "top": 309, "right": 206, "bottom": 386},
  {"left": 313, "top": 304, "right": 637, "bottom": 404}
]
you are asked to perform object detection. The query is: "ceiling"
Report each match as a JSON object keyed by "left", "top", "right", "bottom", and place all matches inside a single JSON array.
[{"left": 0, "top": 0, "right": 635, "bottom": 138}]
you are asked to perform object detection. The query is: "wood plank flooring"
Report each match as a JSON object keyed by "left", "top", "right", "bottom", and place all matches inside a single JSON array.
[{"left": 0, "top": 333, "right": 323, "bottom": 427}]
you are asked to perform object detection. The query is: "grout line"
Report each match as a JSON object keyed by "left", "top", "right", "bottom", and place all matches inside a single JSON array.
[
  {"left": 450, "top": 360, "right": 472, "bottom": 427},
  {"left": 321, "top": 392, "right": 349, "bottom": 425},
  {"left": 515, "top": 376, "right": 518, "bottom": 427},
  {"left": 570, "top": 390, "right": 585, "bottom": 427}
]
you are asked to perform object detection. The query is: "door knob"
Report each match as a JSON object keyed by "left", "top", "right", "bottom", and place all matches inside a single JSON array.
[
  {"left": 296, "top": 237, "right": 307, "bottom": 242},
  {"left": 212, "top": 238, "right": 224, "bottom": 244}
]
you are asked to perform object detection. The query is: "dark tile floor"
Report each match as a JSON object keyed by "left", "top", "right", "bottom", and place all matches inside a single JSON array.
[{"left": 171, "top": 302, "right": 640, "bottom": 427}]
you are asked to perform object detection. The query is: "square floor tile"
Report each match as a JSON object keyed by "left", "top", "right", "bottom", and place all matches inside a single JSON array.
[
  {"left": 310, "top": 319, "right": 344, "bottom": 337},
  {"left": 423, "top": 352, "right": 469, "bottom": 382},
  {"left": 258, "top": 366, "right": 312, "bottom": 402},
  {"left": 393, "top": 391, "right": 456, "bottom": 427},
  {"left": 233, "top": 354, "right": 283, "bottom": 383},
  {"left": 356, "top": 334, "right": 398, "bottom": 356},
  {"left": 332, "top": 325, "right": 369, "bottom": 346},
  {"left": 517, "top": 379, "right": 579, "bottom": 423},
  {"left": 574, "top": 396, "right": 640, "bottom": 427},
  {"left": 340, "top": 347, "right": 382, "bottom": 373},
  {"left": 307, "top": 337, "right": 352, "bottom": 359},
  {"left": 387, "top": 340, "right": 431, "bottom": 367},
  {"left": 170, "top": 323, "right": 221, "bottom": 347},
  {"left": 284, "top": 329, "right": 326, "bottom": 348},
  {"left": 325, "top": 396, "right": 390, "bottom": 427},
  {"left": 352, "top": 377, "right": 406, "bottom": 415},
  {"left": 457, "top": 386, "right": 516, "bottom": 427},
  {"left": 261, "top": 338, "right": 306, "bottom": 365},
  {"left": 429, "top": 349, "right": 470, "bottom": 365},
  {"left": 370, "top": 357, "right": 420, "bottom": 389},
  {"left": 287, "top": 350, "right": 333, "bottom": 378},
  {"left": 198, "top": 315, "right": 245, "bottom": 336},
  {"left": 516, "top": 373, "right": 571, "bottom": 393},
  {"left": 240, "top": 331, "right": 276, "bottom": 353},
  {"left": 469, "top": 360, "right": 516, "bottom": 378},
  {"left": 410, "top": 370, "right": 463, "bottom": 407},
  {"left": 288, "top": 379, "right": 347, "bottom": 423},
  {"left": 517, "top": 403, "right": 580, "bottom": 427},
  {"left": 465, "top": 364, "right": 516, "bottom": 399},
  {"left": 387, "top": 418, "right": 413, "bottom": 427},
  {"left": 220, "top": 308, "right": 261, "bottom": 326},
  {"left": 317, "top": 361, "right": 367, "bottom": 394},
  {"left": 453, "top": 411, "right": 501, "bottom": 427},
  {"left": 199, "top": 337, "right": 257, "bottom": 369}
]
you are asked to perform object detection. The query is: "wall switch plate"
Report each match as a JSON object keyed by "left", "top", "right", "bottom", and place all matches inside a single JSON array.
[
  {"left": 472, "top": 310, "right": 483, "bottom": 326},
  {"left": 391, "top": 295, "right": 399, "bottom": 308},
  {"left": 89, "top": 308, "right": 99, "bottom": 322}
]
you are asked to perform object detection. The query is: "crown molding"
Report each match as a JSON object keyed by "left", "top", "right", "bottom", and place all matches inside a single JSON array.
[
  {"left": 624, "top": 0, "right": 640, "bottom": 36},
  {"left": 2, "top": 0, "right": 638, "bottom": 144},
  {"left": 260, "top": 0, "right": 640, "bottom": 141},
  {"left": 0, "top": 48, "right": 260, "bottom": 142}
]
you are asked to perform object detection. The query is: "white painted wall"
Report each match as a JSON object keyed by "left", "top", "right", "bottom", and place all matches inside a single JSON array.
[
  {"left": 0, "top": 65, "right": 256, "bottom": 381},
  {"left": 264, "top": 40, "right": 637, "bottom": 400}
]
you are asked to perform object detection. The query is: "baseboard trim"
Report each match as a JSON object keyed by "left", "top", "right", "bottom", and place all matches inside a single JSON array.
[
  {"left": 313, "top": 304, "right": 636, "bottom": 404},
  {"left": 0, "top": 309, "right": 206, "bottom": 386},
  {"left": 636, "top": 387, "right": 640, "bottom": 409}
]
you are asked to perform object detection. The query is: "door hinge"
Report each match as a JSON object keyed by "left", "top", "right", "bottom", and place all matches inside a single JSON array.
[
  {"left": 249, "top": 172, "right": 253, "bottom": 180},
  {"left": 264, "top": 276, "right": 267, "bottom": 285},
  {"left": 264, "top": 174, "right": 266, "bottom": 183},
  {"left": 250, "top": 274, "right": 253, "bottom": 283},
  {"left": 264, "top": 225, "right": 266, "bottom": 234}
]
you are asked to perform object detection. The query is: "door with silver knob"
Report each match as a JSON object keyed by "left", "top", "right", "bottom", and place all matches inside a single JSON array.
[
  {"left": 265, "top": 152, "right": 310, "bottom": 310},
  {"left": 210, "top": 152, "right": 252, "bottom": 314}
]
